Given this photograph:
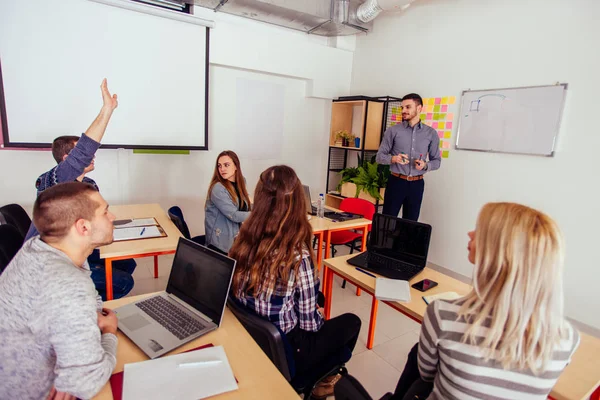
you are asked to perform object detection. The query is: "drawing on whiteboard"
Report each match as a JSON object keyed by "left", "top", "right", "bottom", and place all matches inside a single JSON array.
[{"left": 469, "top": 100, "right": 480, "bottom": 112}]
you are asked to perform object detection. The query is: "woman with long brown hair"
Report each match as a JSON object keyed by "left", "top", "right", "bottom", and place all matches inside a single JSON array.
[
  {"left": 204, "top": 150, "right": 251, "bottom": 254},
  {"left": 229, "top": 165, "right": 361, "bottom": 399}
]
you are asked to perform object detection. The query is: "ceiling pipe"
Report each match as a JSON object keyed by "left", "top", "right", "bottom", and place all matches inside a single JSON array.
[{"left": 356, "top": 0, "right": 416, "bottom": 23}]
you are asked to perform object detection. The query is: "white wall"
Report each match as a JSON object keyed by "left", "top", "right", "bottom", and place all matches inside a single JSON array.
[
  {"left": 0, "top": 1, "right": 347, "bottom": 239},
  {"left": 351, "top": 0, "right": 600, "bottom": 329}
]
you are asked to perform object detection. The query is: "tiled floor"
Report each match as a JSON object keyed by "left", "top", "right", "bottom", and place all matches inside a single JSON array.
[{"left": 126, "top": 246, "right": 420, "bottom": 400}]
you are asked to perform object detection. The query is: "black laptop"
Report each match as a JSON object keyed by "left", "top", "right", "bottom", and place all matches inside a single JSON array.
[{"left": 347, "top": 213, "right": 432, "bottom": 281}]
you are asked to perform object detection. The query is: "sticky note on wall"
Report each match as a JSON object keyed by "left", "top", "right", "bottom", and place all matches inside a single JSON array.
[
  {"left": 442, "top": 141, "right": 451, "bottom": 149},
  {"left": 438, "top": 122, "right": 445, "bottom": 129},
  {"left": 442, "top": 150, "right": 450, "bottom": 158},
  {"left": 444, "top": 131, "right": 452, "bottom": 139},
  {"left": 449, "top": 96, "right": 456, "bottom": 104}
]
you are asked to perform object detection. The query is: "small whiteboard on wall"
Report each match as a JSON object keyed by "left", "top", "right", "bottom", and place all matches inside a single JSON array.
[{"left": 455, "top": 84, "right": 567, "bottom": 156}]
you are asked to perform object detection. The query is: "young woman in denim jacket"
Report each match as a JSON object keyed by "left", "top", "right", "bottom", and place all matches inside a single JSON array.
[{"left": 205, "top": 151, "right": 251, "bottom": 253}]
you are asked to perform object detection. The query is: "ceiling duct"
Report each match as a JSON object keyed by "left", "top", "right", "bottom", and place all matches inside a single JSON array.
[{"left": 191, "top": 0, "right": 376, "bottom": 36}]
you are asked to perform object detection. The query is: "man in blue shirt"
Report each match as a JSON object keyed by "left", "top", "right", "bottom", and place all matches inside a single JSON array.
[
  {"left": 25, "top": 79, "right": 135, "bottom": 299},
  {"left": 376, "top": 93, "right": 442, "bottom": 221}
]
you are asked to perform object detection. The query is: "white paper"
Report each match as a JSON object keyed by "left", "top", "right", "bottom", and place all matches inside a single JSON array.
[
  {"left": 114, "top": 218, "right": 157, "bottom": 229},
  {"left": 423, "top": 291, "right": 461, "bottom": 305},
  {"left": 113, "top": 226, "right": 162, "bottom": 242},
  {"left": 375, "top": 278, "right": 411, "bottom": 302},
  {"left": 123, "top": 345, "right": 238, "bottom": 400}
]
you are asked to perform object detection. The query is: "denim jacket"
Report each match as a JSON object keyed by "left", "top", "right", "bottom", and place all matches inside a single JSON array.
[{"left": 204, "top": 182, "right": 250, "bottom": 253}]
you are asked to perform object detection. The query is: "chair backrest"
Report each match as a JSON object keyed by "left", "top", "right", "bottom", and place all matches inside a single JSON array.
[
  {"left": 226, "top": 297, "right": 294, "bottom": 381},
  {"left": 0, "top": 204, "right": 32, "bottom": 240},
  {"left": 0, "top": 224, "right": 24, "bottom": 274},
  {"left": 334, "top": 374, "right": 393, "bottom": 400},
  {"left": 340, "top": 198, "right": 376, "bottom": 230},
  {"left": 167, "top": 206, "right": 192, "bottom": 240}
]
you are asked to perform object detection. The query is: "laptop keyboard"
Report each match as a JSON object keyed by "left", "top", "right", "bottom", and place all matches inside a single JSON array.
[
  {"left": 135, "top": 296, "right": 206, "bottom": 340},
  {"left": 367, "top": 253, "right": 422, "bottom": 278}
]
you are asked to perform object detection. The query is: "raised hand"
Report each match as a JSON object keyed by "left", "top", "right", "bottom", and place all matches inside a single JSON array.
[{"left": 100, "top": 78, "right": 118, "bottom": 111}]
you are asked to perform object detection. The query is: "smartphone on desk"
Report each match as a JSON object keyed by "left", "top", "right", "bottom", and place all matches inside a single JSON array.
[{"left": 412, "top": 279, "right": 438, "bottom": 292}]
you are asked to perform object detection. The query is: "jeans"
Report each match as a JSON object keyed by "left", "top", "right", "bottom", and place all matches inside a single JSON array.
[{"left": 88, "top": 249, "right": 136, "bottom": 300}]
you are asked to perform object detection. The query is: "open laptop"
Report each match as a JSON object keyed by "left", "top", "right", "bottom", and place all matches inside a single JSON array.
[
  {"left": 303, "top": 184, "right": 318, "bottom": 215},
  {"left": 114, "top": 238, "right": 236, "bottom": 359},
  {"left": 347, "top": 213, "right": 432, "bottom": 281}
]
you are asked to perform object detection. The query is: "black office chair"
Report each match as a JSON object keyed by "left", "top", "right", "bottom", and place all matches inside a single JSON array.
[
  {"left": 168, "top": 206, "right": 205, "bottom": 245},
  {"left": 227, "top": 297, "right": 349, "bottom": 399},
  {"left": 0, "top": 224, "right": 25, "bottom": 274},
  {"left": 334, "top": 373, "right": 394, "bottom": 400},
  {"left": 0, "top": 203, "right": 32, "bottom": 240}
]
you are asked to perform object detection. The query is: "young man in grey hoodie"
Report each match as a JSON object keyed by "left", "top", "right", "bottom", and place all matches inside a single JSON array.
[{"left": 0, "top": 182, "right": 118, "bottom": 399}]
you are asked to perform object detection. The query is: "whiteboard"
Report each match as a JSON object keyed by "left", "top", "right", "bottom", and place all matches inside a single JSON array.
[
  {"left": 0, "top": 0, "right": 209, "bottom": 149},
  {"left": 455, "top": 84, "right": 567, "bottom": 156}
]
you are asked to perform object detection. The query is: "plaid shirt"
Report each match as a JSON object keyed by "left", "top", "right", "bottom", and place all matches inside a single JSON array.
[{"left": 235, "top": 251, "right": 324, "bottom": 334}]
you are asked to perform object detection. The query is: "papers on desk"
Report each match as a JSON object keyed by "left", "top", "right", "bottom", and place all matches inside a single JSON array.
[
  {"left": 375, "top": 278, "right": 411, "bottom": 302},
  {"left": 113, "top": 225, "right": 164, "bottom": 242},
  {"left": 122, "top": 345, "right": 238, "bottom": 400},
  {"left": 113, "top": 218, "right": 158, "bottom": 228},
  {"left": 422, "top": 291, "right": 461, "bottom": 305}
]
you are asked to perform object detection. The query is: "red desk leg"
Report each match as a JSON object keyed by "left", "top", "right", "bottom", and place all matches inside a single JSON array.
[
  {"left": 105, "top": 259, "right": 114, "bottom": 301},
  {"left": 367, "top": 295, "right": 379, "bottom": 349},
  {"left": 154, "top": 255, "right": 159, "bottom": 278},
  {"left": 324, "top": 266, "right": 333, "bottom": 320}
]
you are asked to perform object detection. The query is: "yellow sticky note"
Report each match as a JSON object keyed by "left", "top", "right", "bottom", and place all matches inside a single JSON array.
[
  {"left": 441, "top": 97, "right": 448, "bottom": 104},
  {"left": 439, "top": 141, "right": 444, "bottom": 149},
  {"left": 428, "top": 98, "right": 435, "bottom": 105},
  {"left": 420, "top": 114, "right": 426, "bottom": 121},
  {"left": 444, "top": 131, "right": 452, "bottom": 139},
  {"left": 438, "top": 122, "right": 445, "bottom": 129},
  {"left": 442, "top": 150, "right": 450, "bottom": 158},
  {"left": 449, "top": 96, "right": 456, "bottom": 105}
]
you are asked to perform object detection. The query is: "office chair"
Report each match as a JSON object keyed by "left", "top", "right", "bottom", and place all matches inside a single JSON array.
[
  {"left": 227, "top": 297, "right": 350, "bottom": 399},
  {"left": 334, "top": 373, "right": 394, "bottom": 400},
  {"left": 168, "top": 206, "right": 205, "bottom": 245},
  {"left": 0, "top": 224, "right": 25, "bottom": 274},
  {"left": 0, "top": 203, "right": 32, "bottom": 240}
]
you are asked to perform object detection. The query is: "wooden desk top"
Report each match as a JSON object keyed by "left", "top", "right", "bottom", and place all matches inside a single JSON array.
[
  {"left": 323, "top": 254, "right": 600, "bottom": 400},
  {"left": 309, "top": 214, "right": 372, "bottom": 234},
  {"left": 94, "top": 294, "right": 298, "bottom": 400},
  {"left": 100, "top": 204, "right": 183, "bottom": 259}
]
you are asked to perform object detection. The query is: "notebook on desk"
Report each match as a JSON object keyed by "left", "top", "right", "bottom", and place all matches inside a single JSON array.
[
  {"left": 114, "top": 238, "right": 236, "bottom": 359},
  {"left": 347, "top": 213, "right": 432, "bottom": 281}
]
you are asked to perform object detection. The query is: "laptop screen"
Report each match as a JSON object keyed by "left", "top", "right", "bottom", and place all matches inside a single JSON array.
[
  {"left": 166, "top": 238, "right": 236, "bottom": 325},
  {"left": 302, "top": 185, "right": 312, "bottom": 214},
  {"left": 369, "top": 213, "right": 432, "bottom": 267}
]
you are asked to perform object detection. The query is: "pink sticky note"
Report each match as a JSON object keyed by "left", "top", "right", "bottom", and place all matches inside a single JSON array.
[
  {"left": 437, "top": 131, "right": 444, "bottom": 138},
  {"left": 426, "top": 113, "right": 433, "bottom": 120},
  {"left": 447, "top": 121, "right": 453, "bottom": 129},
  {"left": 432, "top": 122, "right": 438, "bottom": 129},
  {"left": 442, "top": 141, "right": 451, "bottom": 149},
  {"left": 391, "top": 114, "right": 396, "bottom": 121},
  {"left": 447, "top": 113, "right": 454, "bottom": 121},
  {"left": 435, "top": 98, "right": 441, "bottom": 105},
  {"left": 441, "top": 105, "right": 448, "bottom": 112}
]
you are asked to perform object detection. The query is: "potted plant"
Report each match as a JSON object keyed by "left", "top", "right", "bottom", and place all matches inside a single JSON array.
[
  {"left": 337, "top": 155, "right": 389, "bottom": 204},
  {"left": 334, "top": 130, "right": 355, "bottom": 147}
]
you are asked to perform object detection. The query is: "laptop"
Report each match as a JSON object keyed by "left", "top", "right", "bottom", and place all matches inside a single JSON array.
[
  {"left": 347, "top": 213, "right": 432, "bottom": 281},
  {"left": 303, "top": 184, "right": 318, "bottom": 215},
  {"left": 114, "top": 238, "right": 236, "bottom": 359}
]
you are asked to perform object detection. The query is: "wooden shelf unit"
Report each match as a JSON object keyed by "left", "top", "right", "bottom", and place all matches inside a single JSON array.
[{"left": 325, "top": 96, "right": 401, "bottom": 208}]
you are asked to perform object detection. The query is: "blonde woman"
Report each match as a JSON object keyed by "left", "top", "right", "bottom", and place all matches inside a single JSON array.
[{"left": 391, "top": 202, "right": 580, "bottom": 400}]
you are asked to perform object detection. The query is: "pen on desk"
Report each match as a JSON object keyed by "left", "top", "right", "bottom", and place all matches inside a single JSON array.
[
  {"left": 177, "top": 360, "right": 223, "bottom": 368},
  {"left": 140, "top": 227, "right": 146, "bottom": 236},
  {"left": 355, "top": 267, "right": 376, "bottom": 278}
]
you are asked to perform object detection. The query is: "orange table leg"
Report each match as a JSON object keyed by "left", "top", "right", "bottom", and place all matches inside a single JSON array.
[
  {"left": 367, "top": 296, "right": 379, "bottom": 349},
  {"left": 105, "top": 259, "right": 114, "bottom": 301},
  {"left": 324, "top": 266, "right": 333, "bottom": 320},
  {"left": 325, "top": 230, "right": 332, "bottom": 260},
  {"left": 316, "top": 231, "right": 323, "bottom": 270},
  {"left": 355, "top": 225, "right": 369, "bottom": 297},
  {"left": 154, "top": 255, "right": 159, "bottom": 279}
]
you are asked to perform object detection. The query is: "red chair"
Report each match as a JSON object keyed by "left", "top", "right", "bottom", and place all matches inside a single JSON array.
[{"left": 329, "top": 198, "right": 375, "bottom": 289}]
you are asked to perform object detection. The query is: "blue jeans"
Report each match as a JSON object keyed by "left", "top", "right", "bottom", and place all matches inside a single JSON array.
[{"left": 88, "top": 249, "right": 136, "bottom": 300}]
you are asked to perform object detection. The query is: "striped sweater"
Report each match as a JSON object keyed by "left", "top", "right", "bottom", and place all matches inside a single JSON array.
[{"left": 418, "top": 299, "right": 579, "bottom": 400}]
